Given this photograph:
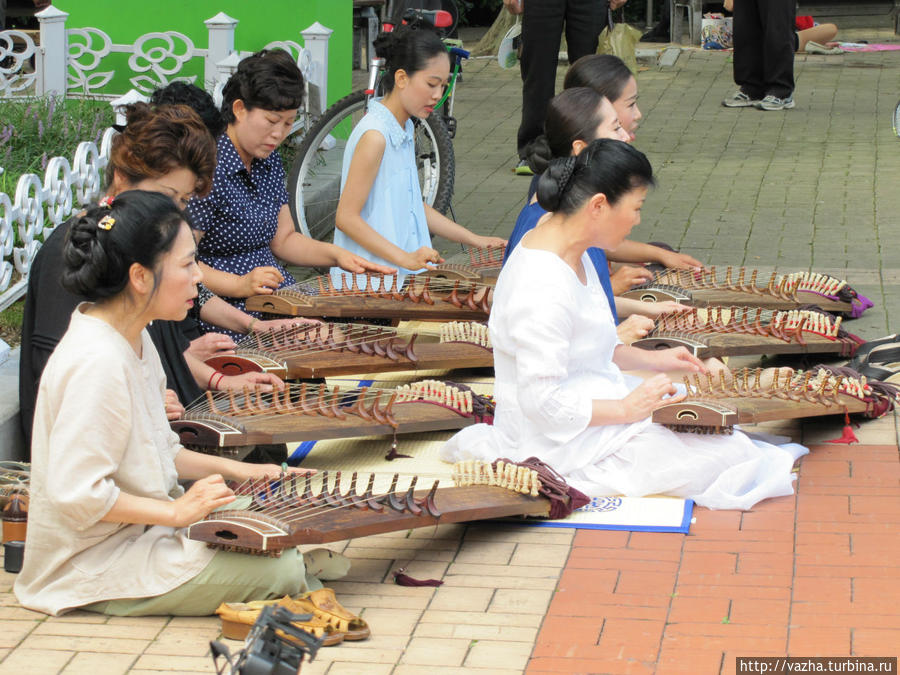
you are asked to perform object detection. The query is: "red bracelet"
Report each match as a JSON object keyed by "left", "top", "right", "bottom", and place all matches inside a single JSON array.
[
  {"left": 213, "top": 372, "right": 225, "bottom": 391},
  {"left": 207, "top": 370, "right": 221, "bottom": 391}
]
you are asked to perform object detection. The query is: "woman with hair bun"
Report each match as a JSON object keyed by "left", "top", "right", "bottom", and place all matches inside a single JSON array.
[
  {"left": 15, "top": 191, "right": 323, "bottom": 617},
  {"left": 333, "top": 24, "right": 504, "bottom": 287},
  {"left": 441, "top": 139, "right": 807, "bottom": 511},
  {"left": 559, "top": 54, "right": 703, "bottom": 291},
  {"left": 502, "top": 88, "right": 682, "bottom": 344}
]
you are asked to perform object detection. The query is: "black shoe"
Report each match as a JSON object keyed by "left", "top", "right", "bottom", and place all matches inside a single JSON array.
[{"left": 641, "top": 23, "right": 670, "bottom": 42}]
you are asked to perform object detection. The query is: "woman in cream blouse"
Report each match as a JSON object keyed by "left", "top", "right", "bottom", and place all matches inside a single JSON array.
[{"left": 16, "top": 191, "right": 320, "bottom": 616}]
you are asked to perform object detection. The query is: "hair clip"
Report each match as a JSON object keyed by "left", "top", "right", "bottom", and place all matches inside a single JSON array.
[
  {"left": 98, "top": 215, "right": 116, "bottom": 231},
  {"left": 98, "top": 195, "right": 114, "bottom": 208}
]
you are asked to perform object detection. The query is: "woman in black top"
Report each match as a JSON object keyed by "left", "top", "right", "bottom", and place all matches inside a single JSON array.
[{"left": 19, "top": 102, "right": 296, "bottom": 451}]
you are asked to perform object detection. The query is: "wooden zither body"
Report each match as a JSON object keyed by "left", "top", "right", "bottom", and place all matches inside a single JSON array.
[
  {"left": 422, "top": 244, "right": 506, "bottom": 285},
  {"left": 622, "top": 267, "right": 860, "bottom": 314},
  {"left": 171, "top": 379, "right": 493, "bottom": 449},
  {"left": 188, "top": 460, "right": 564, "bottom": 555},
  {"left": 653, "top": 367, "right": 898, "bottom": 434},
  {"left": 246, "top": 273, "right": 490, "bottom": 321},
  {"left": 633, "top": 306, "right": 862, "bottom": 359},
  {"left": 206, "top": 321, "right": 493, "bottom": 379}
]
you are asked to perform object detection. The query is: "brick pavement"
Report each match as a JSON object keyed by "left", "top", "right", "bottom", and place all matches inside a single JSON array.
[{"left": 2, "top": 23, "right": 900, "bottom": 675}]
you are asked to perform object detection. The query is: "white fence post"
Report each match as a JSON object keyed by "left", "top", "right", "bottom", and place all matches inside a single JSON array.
[
  {"left": 110, "top": 89, "right": 150, "bottom": 125},
  {"left": 204, "top": 12, "right": 237, "bottom": 91},
  {"left": 36, "top": 5, "right": 69, "bottom": 96},
  {"left": 301, "top": 21, "right": 333, "bottom": 114}
]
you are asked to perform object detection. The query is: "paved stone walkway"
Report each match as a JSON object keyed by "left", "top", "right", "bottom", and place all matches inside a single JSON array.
[{"left": 2, "top": 22, "right": 900, "bottom": 675}]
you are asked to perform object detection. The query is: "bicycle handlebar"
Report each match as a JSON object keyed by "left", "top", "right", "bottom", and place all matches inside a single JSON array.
[{"left": 384, "top": 8, "right": 453, "bottom": 32}]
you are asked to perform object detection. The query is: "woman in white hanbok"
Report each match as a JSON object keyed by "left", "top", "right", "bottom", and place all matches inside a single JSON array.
[{"left": 441, "top": 140, "right": 807, "bottom": 511}]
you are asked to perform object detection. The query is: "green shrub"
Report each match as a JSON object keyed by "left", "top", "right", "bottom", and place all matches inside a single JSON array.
[{"left": 0, "top": 96, "right": 114, "bottom": 190}]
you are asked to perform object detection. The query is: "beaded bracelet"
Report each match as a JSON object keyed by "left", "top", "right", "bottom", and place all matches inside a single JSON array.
[
  {"left": 207, "top": 370, "right": 222, "bottom": 391},
  {"left": 213, "top": 372, "right": 225, "bottom": 391},
  {"left": 247, "top": 317, "right": 259, "bottom": 333}
]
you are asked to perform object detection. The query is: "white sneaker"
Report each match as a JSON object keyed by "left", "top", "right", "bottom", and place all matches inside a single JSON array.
[
  {"left": 757, "top": 95, "right": 796, "bottom": 111},
  {"left": 722, "top": 91, "right": 759, "bottom": 108},
  {"left": 805, "top": 41, "right": 843, "bottom": 55}
]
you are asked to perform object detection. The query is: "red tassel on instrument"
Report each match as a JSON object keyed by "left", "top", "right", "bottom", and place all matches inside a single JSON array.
[
  {"left": 824, "top": 412, "right": 859, "bottom": 445},
  {"left": 393, "top": 568, "right": 443, "bottom": 587}
]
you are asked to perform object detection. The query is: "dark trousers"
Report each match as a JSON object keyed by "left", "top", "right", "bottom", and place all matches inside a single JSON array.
[
  {"left": 517, "top": 0, "right": 608, "bottom": 158},
  {"left": 732, "top": 0, "right": 796, "bottom": 99}
]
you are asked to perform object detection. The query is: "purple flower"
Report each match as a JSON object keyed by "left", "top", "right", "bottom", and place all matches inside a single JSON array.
[
  {"left": 37, "top": 120, "right": 44, "bottom": 140},
  {"left": 47, "top": 97, "right": 57, "bottom": 121},
  {"left": 40, "top": 152, "right": 47, "bottom": 170}
]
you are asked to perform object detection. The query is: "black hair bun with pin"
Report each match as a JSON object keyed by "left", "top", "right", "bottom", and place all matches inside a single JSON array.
[
  {"left": 62, "top": 190, "right": 187, "bottom": 301},
  {"left": 536, "top": 156, "right": 577, "bottom": 212}
]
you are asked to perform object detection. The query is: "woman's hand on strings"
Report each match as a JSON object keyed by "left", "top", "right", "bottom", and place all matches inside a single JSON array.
[
  {"left": 254, "top": 317, "right": 322, "bottom": 333},
  {"left": 241, "top": 266, "right": 284, "bottom": 296},
  {"left": 615, "top": 314, "right": 655, "bottom": 344},
  {"left": 405, "top": 246, "right": 444, "bottom": 272},
  {"left": 618, "top": 373, "right": 683, "bottom": 424},
  {"left": 648, "top": 346, "right": 706, "bottom": 374},
  {"left": 169, "top": 474, "right": 236, "bottom": 527},
  {"left": 164, "top": 389, "right": 184, "bottom": 421},
  {"left": 471, "top": 235, "right": 507, "bottom": 249},
  {"left": 218, "top": 371, "right": 286, "bottom": 392},
  {"left": 644, "top": 301, "right": 692, "bottom": 319},
  {"left": 236, "top": 463, "right": 318, "bottom": 481},
  {"left": 610, "top": 265, "right": 653, "bottom": 295},
  {"left": 659, "top": 249, "right": 703, "bottom": 271},
  {"left": 187, "top": 333, "right": 236, "bottom": 362},
  {"left": 334, "top": 249, "right": 397, "bottom": 276}
]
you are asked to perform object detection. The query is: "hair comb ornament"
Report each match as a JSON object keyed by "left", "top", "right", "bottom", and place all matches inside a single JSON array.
[
  {"left": 97, "top": 215, "right": 116, "bottom": 231},
  {"left": 98, "top": 195, "right": 114, "bottom": 208}
]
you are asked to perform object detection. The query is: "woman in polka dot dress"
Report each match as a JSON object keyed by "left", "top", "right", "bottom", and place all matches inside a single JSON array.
[{"left": 187, "top": 50, "right": 394, "bottom": 337}]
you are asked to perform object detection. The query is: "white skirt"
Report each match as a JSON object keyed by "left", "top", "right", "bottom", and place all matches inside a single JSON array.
[{"left": 440, "top": 422, "right": 808, "bottom": 511}]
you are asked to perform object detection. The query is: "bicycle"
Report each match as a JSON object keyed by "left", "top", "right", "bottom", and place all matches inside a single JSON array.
[{"left": 287, "top": 1, "right": 467, "bottom": 242}]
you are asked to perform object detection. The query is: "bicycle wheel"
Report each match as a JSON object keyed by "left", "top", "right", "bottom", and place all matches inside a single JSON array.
[
  {"left": 418, "top": 112, "right": 455, "bottom": 215},
  {"left": 287, "top": 91, "right": 455, "bottom": 242}
]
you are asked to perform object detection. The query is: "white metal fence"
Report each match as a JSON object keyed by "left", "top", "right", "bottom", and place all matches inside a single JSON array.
[{"left": 0, "top": 8, "right": 332, "bottom": 311}]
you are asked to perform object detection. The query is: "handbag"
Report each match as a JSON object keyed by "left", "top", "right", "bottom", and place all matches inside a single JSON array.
[
  {"left": 701, "top": 13, "right": 734, "bottom": 50},
  {"left": 597, "top": 9, "right": 642, "bottom": 74}
]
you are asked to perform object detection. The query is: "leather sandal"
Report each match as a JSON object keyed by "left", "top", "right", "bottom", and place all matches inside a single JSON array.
[
  {"left": 847, "top": 334, "right": 900, "bottom": 369},
  {"left": 292, "top": 588, "right": 371, "bottom": 641},
  {"left": 856, "top": 361, "right": 900, "bottom": 385},
  {"left": 215, "top": 597, "right": 344, "bottom": 645}
]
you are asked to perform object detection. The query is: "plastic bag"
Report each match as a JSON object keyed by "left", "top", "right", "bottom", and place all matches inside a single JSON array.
[
  {"left": 701, "top": 13, "right": 733, "bottom": 50},
  {"left": 597, "top": 16, "right": 642, "bottom": 74},
  {"left": 497, "top": 17, "right": 522, "bottom": 69}
]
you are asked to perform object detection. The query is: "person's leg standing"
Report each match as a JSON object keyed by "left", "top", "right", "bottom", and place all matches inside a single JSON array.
[
  {"left": 731, "top": 0, "right": 766, "bottom": 101},
  {"left": 564, "top": 0, "right": 607, "bottom": 66},
  {"left": 518, "top": 0, "right": 566, "bottom": 161},
  {"left": 759, "top": 0, "right": 796, "bottom": 100}
]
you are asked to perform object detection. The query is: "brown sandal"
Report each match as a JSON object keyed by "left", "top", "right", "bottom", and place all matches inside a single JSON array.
[
  {"left": 291, "top": 588, "right": 371, "bottom": 641},
  {"left": 215, "top": 597, "right": 344, "bottom": 646}
]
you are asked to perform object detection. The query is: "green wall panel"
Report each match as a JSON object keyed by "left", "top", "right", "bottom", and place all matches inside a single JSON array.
[{"left": 60, "top": 0, "right": 351, "bottom": 104}]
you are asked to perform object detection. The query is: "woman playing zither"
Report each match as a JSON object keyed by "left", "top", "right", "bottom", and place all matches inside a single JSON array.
[{"left": 16, "top": 192, "right": 322, "bottom": 617}]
